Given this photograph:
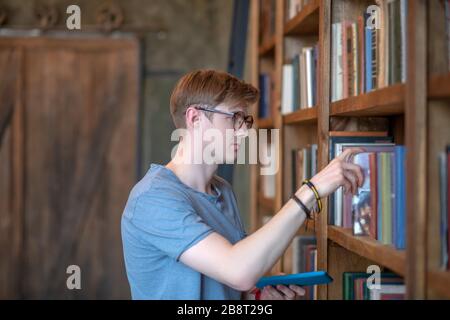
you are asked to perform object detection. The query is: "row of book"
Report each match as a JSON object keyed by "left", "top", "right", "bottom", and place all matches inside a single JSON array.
[
  {"left": 259, "top": 0, "right": 276, "bottom": 46},
  {"left": 258, "top": 73, "right": 275, "bottom": 119},
  {"left": 281, "top": 45, "right": 318, "bottom": 114},
  {"left": 331, "top": 0, "right": 407, "bottom": 102},
  {"left": 292, "top": 235, "right": 317, "bottom": 300},
  {"left": 328, "top": 133, "right": 406, "bottom": 250},
  {"left": 343, "top": 272, "right": 405, "bottom": 300},
  {"left": 291, "top": 144, "right": 318, "bottom": 195},
  {"left": 439, "top": 146, "right": 450, "bottom": 270},
  {"left": 285, "top": 0, "right": 313, "bottom": 22}
]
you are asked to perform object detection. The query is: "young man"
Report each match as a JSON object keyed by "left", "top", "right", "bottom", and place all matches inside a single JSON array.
[{"left": 121, "top": 70, "right": 363, "bottom": 300}]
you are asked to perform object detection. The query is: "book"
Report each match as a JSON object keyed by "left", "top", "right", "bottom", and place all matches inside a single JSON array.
[
  {"left": 255, "top": 271, "right": 333, "bottom": 289},
  {"left": 328, "top": 135, "right": 393, "bottom": 225},
  {"left": 292, "top": 235, "right": 316, "bottom": 273},
  {"left": 331, "top": 142, "right": 395, "bottom": 226},
  {"left": 394, "top": 146, "right": 406, "bottom": 249},
  {"left": 365, "top": 20, "right": 373, "bottom": 92},
  {"left": 351, "top": 152, "right": 374, "bottom": 236},
  {"left": 343, "top": 272, "right": 404, "bottom": 300},
  {"left": 370, "top": 284, "right": 406, "bottom": 300},
  {"left": 447, "top": 146, "right": 450, "bottom": 269},
  {"left": 281, "top": 64, "right": 294, "bottom": 114}
]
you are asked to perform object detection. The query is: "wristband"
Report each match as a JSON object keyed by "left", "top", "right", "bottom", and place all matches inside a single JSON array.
[{"left": 302, "top": 179, "right": 322, "bottom": 214}]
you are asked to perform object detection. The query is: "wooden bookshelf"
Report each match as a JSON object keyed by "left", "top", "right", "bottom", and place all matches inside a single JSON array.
[
  {"left": 330, "top": 84, "right": 405, "bottom": 117},
  {"left": 328, "top": 226, "right": 406, "bottom": 276},
  {"left": 249, "top": 0, "right": 450, "bottom": 299},
  {"left": 283, "top": 107, "right": 318, "bottom": 124},
  {"left": 259, "top": 36, "right": 276, "bottom": 57},
  {"left": 427, "top": 270, "right": 450, "bottom": 299},
  {"left": 428, "top": 72, "right": 450, "bottom": 99},
  {"left": 284, "top": 0, "right": 320, "bottom": 36},
  {"left": 258, "top": 195, "right": 275, "bottom": 210}
]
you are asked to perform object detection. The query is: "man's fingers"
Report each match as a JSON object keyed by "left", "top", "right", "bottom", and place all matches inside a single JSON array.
[
  {"left": 338, "top": 147, "right": 365, "bottom": 162},
  {"left": 264, "top": 286, "right": 283, "bottom": 299},
  {"left": 276, "top": 285, "right": 295, "bottom": 300},
  {"left": 342, "top": 162, "right": 364, "bottom": 187},
  {"left": 343, "top": 170, "right": 357, "bottom": 194},
  {"left": 289, "top": 285, "right": 305, "bottom": 296}
]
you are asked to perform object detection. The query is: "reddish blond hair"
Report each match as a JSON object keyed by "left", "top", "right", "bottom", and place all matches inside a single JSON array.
[{"left": 169, "top": 69, "right": 259, "bottom": 128}]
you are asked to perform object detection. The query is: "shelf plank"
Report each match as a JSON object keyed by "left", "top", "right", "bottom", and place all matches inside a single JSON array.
[
  {"left": 428, "top": 72, "right": 450, "bottom": 99},
  {"left": 258, "top": 195, "right": 275, "bottom": 210},
  {"left": 284, "top": 0, "right": 320, "bottom": 36},
  {"left": 328, "top": 226, "right": 406, "bottom": 276},
  {"left": 330, "top": 84, "right": 405, "bottom": 116},
  {"left": 283, "top": 107, "right": 318, "bottom": 124},
  {"left": 257, "top": 117, "right": 275, "bottom": 129},
  {"left": 427, "top": 270, "right": 450, "bottom": 299},
  {"left": 258, "top": 36, "right": 276, "bottom": 57}
]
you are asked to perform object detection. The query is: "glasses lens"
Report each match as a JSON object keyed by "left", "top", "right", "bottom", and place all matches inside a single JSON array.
[
  {"left": 245, "top": 115, "right": 254, "bottom": 129},
  {"left": 233, "top": 112, "right": 246, "bottom": 130}
]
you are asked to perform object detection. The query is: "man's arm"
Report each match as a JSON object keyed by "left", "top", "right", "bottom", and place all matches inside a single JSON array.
[{"left": 179, "top": 148, "right": 363, "bottom": 292}]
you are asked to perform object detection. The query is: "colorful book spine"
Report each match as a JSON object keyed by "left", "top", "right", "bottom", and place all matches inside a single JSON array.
[{"left": 394, "top": 146, "right": 406, "bottom": 249}]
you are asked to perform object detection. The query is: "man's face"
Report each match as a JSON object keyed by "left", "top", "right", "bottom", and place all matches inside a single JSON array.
[{"left": 198, "top": 103, "right": 250, "bottom": 164}]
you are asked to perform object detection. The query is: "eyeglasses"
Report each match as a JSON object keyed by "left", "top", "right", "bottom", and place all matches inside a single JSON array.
[{"left": 190, "top": 105, "right": 254, "bottom": 131}]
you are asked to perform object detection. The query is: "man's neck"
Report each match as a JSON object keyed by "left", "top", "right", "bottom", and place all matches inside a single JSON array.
[{"left": 166, "top": 147, "right": 218, "bottom": 194}]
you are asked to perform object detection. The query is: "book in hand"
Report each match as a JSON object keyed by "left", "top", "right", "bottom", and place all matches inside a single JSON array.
[{"left": 255, "top": 271, "right": 333, "bottom": 289}]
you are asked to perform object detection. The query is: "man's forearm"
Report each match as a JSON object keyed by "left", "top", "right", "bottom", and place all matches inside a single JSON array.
[{"left": 228, "top": 185, "right": 315, "bottom": 290}]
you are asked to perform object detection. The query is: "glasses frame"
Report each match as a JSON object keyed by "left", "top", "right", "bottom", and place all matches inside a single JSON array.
[{"left": 189, "top": 104, "right": 254, "bottom": 131}]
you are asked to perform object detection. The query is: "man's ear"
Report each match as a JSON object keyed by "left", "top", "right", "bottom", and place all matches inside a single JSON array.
[{"left": 185, "top": 107, "right": 200, "bottom": 129}]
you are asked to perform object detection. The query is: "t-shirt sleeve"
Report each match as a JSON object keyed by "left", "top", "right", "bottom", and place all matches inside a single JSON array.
[{"left": 130, "top": 188, "right": 214, "bottom": 261}]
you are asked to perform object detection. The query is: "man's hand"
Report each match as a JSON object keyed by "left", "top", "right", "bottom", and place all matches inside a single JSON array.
[
  {"left": 308, "top": 147, "right": 365, "bottom": 198},
  {"left": 259, "top": 284, "right": 305, "bottom": 300}
]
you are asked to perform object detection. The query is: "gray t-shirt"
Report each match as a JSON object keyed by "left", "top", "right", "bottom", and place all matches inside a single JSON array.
[{"left": 121, "top": 163, "right": 248, "bottom": 299}]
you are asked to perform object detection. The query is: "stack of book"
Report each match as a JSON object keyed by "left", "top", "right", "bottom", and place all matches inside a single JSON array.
[
  {"left": 291, "top": 144, "right": 318, "bottom": 195},
  {"left": 439, "top": 146, "right": 450, "bottom": 270},
  {"left": 331, "top": 0, "right": 408, "bottom": 102},
  {"left": 285, "top": 0, "right": 313, "bottom": 21},
  {"left": 328, "top": 133, "right": 406, "bottom": 250},
  {"left": 343, "top": 272, "right": 405, "bottom": 300},
  {"left": 259, "top": 0, "right": 276, "bottom": 45},
  {"left": 281, "top": 45, "right": 318, "bottom": 114},
  {"left": 292, "top": 235, "right": 317, "bottom": 300},
  {"left": 258, "top": 73, "right": 274, "bottom": 118}
]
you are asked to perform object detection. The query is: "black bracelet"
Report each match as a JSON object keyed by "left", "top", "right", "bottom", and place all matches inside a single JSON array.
[{"left": 291, "top": 194, "right": 312, "bottom": 220}]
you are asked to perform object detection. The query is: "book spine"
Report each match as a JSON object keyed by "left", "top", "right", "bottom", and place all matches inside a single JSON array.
[
  {"left": 336, "top": 23, "right": 344, "bottom": 100},
  {"left": 357, "top": 16, "right": 365, "bottom": 94},
  {"left": 365, "top": 25, "right": 373, "bottom": 92},
  {"left": 352, "top": 23, "right": 359, "bottom": 96},
  {"left": 371, "top": 28, "right": 379, "bottom": 90},
  {"left": 369, "top": 153, "right": 378, "bottom": 239},
  {"left": 332, "top": 23, "right": 338, "bottom": 102},
  {"left": 400, "top": 0, "right": 407, "bottom": 82},
  {"left": 305, "top": 47, "right": 314, "bottom": 107},
  {"left": 377, "top": 153, "right": 383, "bottom": 241}
]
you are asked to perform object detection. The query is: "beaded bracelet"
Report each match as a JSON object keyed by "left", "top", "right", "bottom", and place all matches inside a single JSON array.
[{"left": 302, "top": 179, "right": 322, "bottom": 214}]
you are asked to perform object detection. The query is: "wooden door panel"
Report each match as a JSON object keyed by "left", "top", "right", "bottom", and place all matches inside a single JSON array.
[
  {"left": 0, "top": 47, "right": 22, "bottom": 299},
  {"left": 0, "top": 37, "right": 138, "bottom": 299}
]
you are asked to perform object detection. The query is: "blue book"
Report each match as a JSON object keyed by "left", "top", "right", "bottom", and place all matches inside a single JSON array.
[
  {"left": 377, "top": 153, "right": 383, "bottom": 241},
  {"left": 365, "top": 25, "right": 373, "bottom": 92},
  {"left": 255, "top": 271, "right": 333, "bottom": 289},
  {"left": 394, "top": 146, "right": 406, "bottom": 249}
]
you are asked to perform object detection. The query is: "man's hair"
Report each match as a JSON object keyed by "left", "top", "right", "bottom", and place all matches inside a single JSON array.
[{"left": 169, "top": 69, "right": 259, "bottom": 128}]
